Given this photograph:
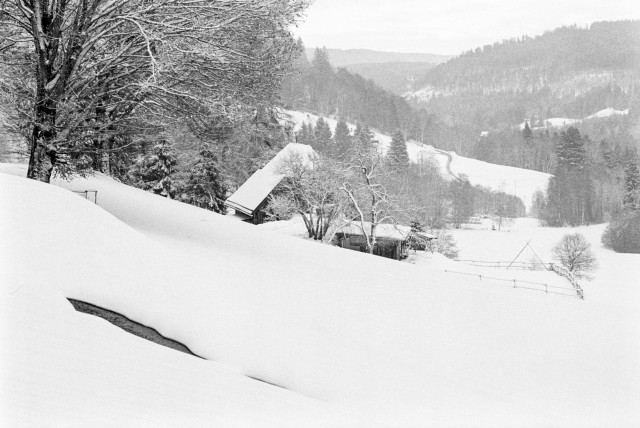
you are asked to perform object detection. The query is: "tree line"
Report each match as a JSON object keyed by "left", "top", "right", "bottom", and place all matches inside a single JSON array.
[
  {"left": 268, "top": 118, "right": 525, "bottom": 258},
  {"left": 532, "top": 125, "right": 640, "bottom": 251}
]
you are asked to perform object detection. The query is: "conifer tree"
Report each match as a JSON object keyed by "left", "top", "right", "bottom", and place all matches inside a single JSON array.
[
  {"left": 313, "top": 117, "right": 333, "bottom": 153},
  {"left": 387, "top": 130, "right": 410, "bottom": 172},
  {"left": 555, "top": 127, "right": 587, "bottom": 170},
  {"left": 129, "top": 140, "right": 178, "bottom": 199},
  {"left": 310, "top": 48, "right": 336, "bottom": 113},
  {"left": 297, "top": 122, "right": 314, "bottom": 146},
  {"left": 353, "top": 123, "right": 377, "bottom": 155},
  {"left": 623, "top": 160, "right": 640, "bottom": 209},
  {"left": 180, "top": 148, "right": 227, "bottom": 213},
  {"left": 522, "top": 121, "right": 533, "bottom": 142},
  {"left": 543, "top": 127, "right": 597, "bottom": 225},
  {"left": 333, "top": 118, "right": 352, "bottom": 158}
]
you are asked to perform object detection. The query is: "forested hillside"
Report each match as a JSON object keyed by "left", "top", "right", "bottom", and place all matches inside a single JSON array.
[
  {"left": 404, "top": 21, "right": 639, "bottom": 154},
  {"left": 401, "top": 21, "right": 640, "bottom": 177},
  {"left": 281, "top": 46, "right": 434, "bottom": 138},
  {"left": 343, "top": 62, "right": 437, "bottom": 94},
  {"left": 304, "top": 48, "right": 451, "bottom": 67},
  {"left": 411, "top": 21, "right": 639, "bottom": 96}
]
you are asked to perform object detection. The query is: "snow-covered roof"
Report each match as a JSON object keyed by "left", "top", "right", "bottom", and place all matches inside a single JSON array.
[
  {"left": 224, "top": 143, "right": 316, "bottom": 216},
  {"left": 337, "top": 222, "right": 436, "bottom": 241}
]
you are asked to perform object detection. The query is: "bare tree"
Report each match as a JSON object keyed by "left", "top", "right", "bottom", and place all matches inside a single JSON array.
[
  {"left": 270, "top": 152, "right": 347, "bottom": 241},
  {"left": 552, "top": 233, "right": 598, "bottom": 279},
  {"left": 339, "top": 142, "right": 407, "bottom": 254},
  {"left": 0, "top": 0, "right": 308, "bottom": 182}
]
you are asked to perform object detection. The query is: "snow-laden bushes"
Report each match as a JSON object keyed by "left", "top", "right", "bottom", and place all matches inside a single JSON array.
[
  {"left": 426, "top": 229, "right": 459, "bottom": 259},
  {"left": 602, "top": 210, "right": 640, "bottom": 253}
]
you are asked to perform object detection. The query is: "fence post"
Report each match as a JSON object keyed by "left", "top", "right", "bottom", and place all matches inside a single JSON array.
[{"left": 513, "top": 280, "right": 517, "bottom": 288}]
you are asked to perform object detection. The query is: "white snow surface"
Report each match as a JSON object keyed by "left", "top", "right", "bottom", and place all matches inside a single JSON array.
[
  {"left": 225, "top": 143, "right": 315, "bottom": 215},
  {"left": 2, "top": 164, "right": 640, "bottom": 427},
  {"left": 586, "top": 107, "right": 629, "bottom": 120},
  {"left": 519, "top": 107, "right": 630, "bottom": 130},
  {"left": 285, "top": 111, "right": 551, "bottom": 210},
  {"left": 0, "top": 172, "right": 366, "bottom": 428}
]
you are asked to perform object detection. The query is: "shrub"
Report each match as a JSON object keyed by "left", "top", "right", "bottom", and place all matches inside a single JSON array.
[
  {"left": 426, "top": 229, "right": 459, "bottom": 259},
  {"left": 552, "top": 233, "right": 598, "bottom": 279},
  {"left": 602, "top": 210, "right": 640, "bottom": 253}
]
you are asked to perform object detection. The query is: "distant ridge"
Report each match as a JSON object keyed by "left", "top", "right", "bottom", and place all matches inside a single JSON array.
[{"left": 304, "top": 48, "right": 453, "bottom": 67}]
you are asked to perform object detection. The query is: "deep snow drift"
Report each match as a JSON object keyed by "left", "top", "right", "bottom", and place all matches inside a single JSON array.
[
  {"left": 2, "top": 164, "right": 640, "bottom": 427},
  {"left": 0, "top": 172, "right": 367, "bottom": 428},
  {"left": 285, "top": 110, "right": 551, "bottom": 209}
]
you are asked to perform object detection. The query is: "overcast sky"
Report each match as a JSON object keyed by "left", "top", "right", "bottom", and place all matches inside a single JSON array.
[{"left": 293, "top": 0, "right": 640, "bottom": 55}]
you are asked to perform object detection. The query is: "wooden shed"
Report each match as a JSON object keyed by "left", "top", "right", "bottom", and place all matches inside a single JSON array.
[{"left": 335, "top": 222, "right": 436, "bottom": 260}]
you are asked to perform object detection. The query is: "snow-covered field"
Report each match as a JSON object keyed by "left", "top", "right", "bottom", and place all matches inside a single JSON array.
[
  {"left": 285, "top": 111, "right": 551, "bottom": 209},
  {"left": 2, "top": 164, "right": 640, "bottom": 427}
]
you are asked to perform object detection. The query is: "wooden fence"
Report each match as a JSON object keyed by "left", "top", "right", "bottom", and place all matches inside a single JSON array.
[
  {"left": 71, "top": 190, "right": 98, "bottom": 204},
  {"left": 443, "top": 269, "right": 582, "bottom": 299}
]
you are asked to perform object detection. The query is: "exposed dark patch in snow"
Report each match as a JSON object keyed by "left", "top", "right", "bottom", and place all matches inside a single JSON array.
[
  {"left": 247, "top": 375, "right": 288, "bottom": 390},
  {"left": 68, "top": 298, "right": 203, "bottom": 358}
]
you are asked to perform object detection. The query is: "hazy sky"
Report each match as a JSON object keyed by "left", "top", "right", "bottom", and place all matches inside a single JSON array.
[{"left": 293, "top": 0, "right": 640, "bottom": 55}]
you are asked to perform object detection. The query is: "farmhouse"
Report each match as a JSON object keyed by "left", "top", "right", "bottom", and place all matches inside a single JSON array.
[
  {"left": 334, "top": 222, "right": 436, "bottom": 260},
  {"left": 224, "top": 143, "right": 316, "bottom": 223}
]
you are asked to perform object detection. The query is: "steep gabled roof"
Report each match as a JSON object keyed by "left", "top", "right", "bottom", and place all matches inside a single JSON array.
[
  {"left": 224, "top": 143, "right": 316, "bottom": 216},
  {"left": 337, "top": 222, "right": 436, "bottom": 241}
]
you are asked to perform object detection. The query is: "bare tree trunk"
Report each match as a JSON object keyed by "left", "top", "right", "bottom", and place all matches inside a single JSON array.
[
  {"left": 369, "top": 218, "right": 377, "bottom": 254},
  {"left": 100, "top": 138, "right": 111, "bottom": 174},
  {"left": 27, "top": 97, "right": 57, "bottom": 182}
]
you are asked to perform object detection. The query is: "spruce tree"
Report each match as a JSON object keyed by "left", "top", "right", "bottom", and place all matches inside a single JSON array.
[
  {"left": 296, "top": 122, "right": 313, "bottom": 146},
  {"left": 129, "top": 140, "right": 178, "bottom": 199},
  {"left": 310, "top": 48, "right": 336, "bottom": 113},
  {"left": 180, "top": 148, "right": 227, "bottom": 213},
  {"left": 555, "top": 127, "right": 587, "bottom": 170},
  {"left": 353, "top": 123, "right": 376, "bottom": 155},
  {"left": 333, "top": 118, "right": 352, "bottom": 158},
  {"left": 387, "top": 130, "right": 410, "bottom": 172},
  {"left": 313, "top": 117, "right": 333, "bottom": 153},
  {"left": 522, "top": 121, "right": 533, "bottom": 142},
  {"left": 543, "top": 127, "right": 597, "bottom": 225},
  {"left": 623, "top": 160, "right": 640, "bottom": 209}
]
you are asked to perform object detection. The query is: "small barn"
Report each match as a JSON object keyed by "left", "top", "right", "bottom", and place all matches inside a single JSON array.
[
  {"left": 224, "top": 143, "right": 316, "bottom": 223},
  {"left": 334, "top": 222, "right": 436, "bottom": 260}
]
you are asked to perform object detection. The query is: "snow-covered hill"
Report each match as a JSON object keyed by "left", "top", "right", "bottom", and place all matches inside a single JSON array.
[
  {"left": 519, "top": 107, "right": 630, "bottom": 130},
  {"left": 2, "top": 165, "right": 639, "bottom": 427},
  {"left": 285, "top": 111, "right": 551, "bottom": 209}
]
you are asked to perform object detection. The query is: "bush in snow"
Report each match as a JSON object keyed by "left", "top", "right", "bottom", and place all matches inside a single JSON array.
[
  {"left": 426, "top": 229, "right": 459, "bottom": 260},
  {"left": 601, "top": 209, "right": 640, "bottom": 253},
  {"left": 551, "top": 233, "right": 598, "bottom": 279}
]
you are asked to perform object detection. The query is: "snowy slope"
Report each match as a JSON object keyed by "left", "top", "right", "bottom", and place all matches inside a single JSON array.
[
  {"left": 0, "top": 173, "right": 368, "bottom": 428},
  {"left": 585, "top": 107, "right": 629, "bottom": 120},
  {"left": 2, "top": 166, "right": 640, "bottom": 427},
  {"left": 519, "top": 107, "right": 630, "bottom": 130},
  {"left": 286, "top": 111, "right": 551, "bottom": 209}
]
